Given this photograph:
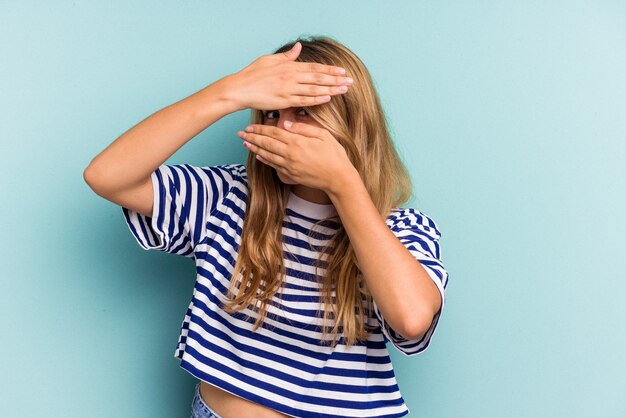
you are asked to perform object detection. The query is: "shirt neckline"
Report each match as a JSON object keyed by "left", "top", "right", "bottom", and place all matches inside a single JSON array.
[{"left": 287, "top": 190, "right": 338, "bottom": 219}]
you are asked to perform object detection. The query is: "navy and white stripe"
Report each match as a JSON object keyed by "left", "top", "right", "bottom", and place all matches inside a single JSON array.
[
  {"left": 377, "top": 209, "right": 449, "bottom": 356},
  {"left": 122, "top": 163, "right": 232, "bottom": 258},
  {"left": 121, "top": 163, "right": 448, "bottom": 418}
]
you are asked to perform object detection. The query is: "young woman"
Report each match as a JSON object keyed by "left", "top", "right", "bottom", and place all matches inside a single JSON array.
[{"left": 84, "top": 35, "right": 448, "bottom": 418}]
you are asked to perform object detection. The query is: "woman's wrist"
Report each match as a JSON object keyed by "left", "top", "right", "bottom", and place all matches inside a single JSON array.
[
  {"left": 212, "top": 73, "right": 248, "bottom": 113},
  {"left": 192, "top": 74, "right": 247, "bottom": 122}
]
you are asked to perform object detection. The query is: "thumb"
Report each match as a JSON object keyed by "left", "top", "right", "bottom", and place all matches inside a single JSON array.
[{"left": 281, "top": 41, "right": 301, "bottom": 61}]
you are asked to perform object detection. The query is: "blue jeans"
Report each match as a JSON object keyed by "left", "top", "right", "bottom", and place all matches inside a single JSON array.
[{"left": 190, "top": 382, "right": 224, "bottom": 418}]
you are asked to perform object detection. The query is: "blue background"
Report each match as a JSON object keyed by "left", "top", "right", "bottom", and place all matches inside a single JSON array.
[{"left": 1, "top": 1, "right": 625, "bottom": 417}]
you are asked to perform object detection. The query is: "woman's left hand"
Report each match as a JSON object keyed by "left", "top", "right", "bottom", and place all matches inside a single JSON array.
[{"left": 236, "top": 121, "right": 355, "bottom": 193}]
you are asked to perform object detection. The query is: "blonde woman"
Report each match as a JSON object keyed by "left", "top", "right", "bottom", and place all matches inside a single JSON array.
[{"left": 84, "top": 35, "right": 448, "bottom": 418}]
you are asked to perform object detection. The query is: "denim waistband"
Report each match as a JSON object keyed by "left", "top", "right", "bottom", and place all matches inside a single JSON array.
[{"left": 191, "top": 382, "right": 223, "bottom": 418}]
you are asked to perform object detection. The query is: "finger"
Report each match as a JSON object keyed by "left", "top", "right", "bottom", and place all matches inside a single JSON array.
[
  {"left": 295, "top": 72, "right": 354, "bottom": 87},
  {"left": 248, "top": 124, "right": 310, "bottom": 144},
  {"left": 237, "top": 130, "right": 290, "bottom": 159},
  {"left": 292, "top": 61, "right": 346, "bottom": 75},
  {"left": 255, "top": 153, "right": 278, "bottom": 170},
  {"left": 248, "top": 141, "right": 287, "bottom": 169},
  {"left": 289, "top": 83, "right": 350, "bottom": 98},
  {"left": 289, "top": 95, "right": 333, "bottom": 106},
  {"left": 283, "top": 120, "right": 328, "bottom": 140},
  {"left": 281, "top": 42, "right": 301, "bottom": 61},
  {"left": 242, "top": 125, "right": 293, "bottom": 145}
]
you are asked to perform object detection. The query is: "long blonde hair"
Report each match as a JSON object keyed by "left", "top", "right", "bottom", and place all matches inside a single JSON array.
[{"left": 221, "top": 35, "right": 414, "bottom": 350}]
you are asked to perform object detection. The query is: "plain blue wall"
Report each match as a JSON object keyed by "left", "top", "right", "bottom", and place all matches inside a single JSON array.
[{"left": 1, "top": 1, "right": 625, "bottom": 417}]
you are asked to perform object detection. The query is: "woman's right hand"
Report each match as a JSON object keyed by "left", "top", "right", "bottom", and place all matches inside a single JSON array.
[{"left": 224, "top": 42, "right": 353, "bottom": 111}]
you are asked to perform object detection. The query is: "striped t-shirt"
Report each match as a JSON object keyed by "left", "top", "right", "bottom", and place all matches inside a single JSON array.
[{"left": 122, "top": 163, "right": 448, "bottom": 418}]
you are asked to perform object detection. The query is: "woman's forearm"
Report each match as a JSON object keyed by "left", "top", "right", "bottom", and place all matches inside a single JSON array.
[{"left": 83, "top": 74, "right": 243, "bottom": 195}]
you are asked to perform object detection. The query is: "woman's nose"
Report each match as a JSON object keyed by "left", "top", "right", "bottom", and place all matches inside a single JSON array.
[{"left": 278, "top": 118, "right": 292, "bottom": 129}]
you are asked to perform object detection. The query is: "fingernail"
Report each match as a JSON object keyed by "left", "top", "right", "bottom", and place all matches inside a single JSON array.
[
  {"left": 336, "top": 68, "right": 346, "bottom": 74},
  {"left": 284, "top": 121, "right": 292, "bottom": 129},
  {"left": 245, "top": 126, "right": 253, "bottom": 132}
]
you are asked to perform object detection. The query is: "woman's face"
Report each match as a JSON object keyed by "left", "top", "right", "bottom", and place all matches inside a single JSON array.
[{"left": 261, "top": 107, "right": 324, "bottom": 185}]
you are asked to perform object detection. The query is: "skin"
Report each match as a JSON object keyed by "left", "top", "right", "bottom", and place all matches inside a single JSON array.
[
  {"left": 224, "top": 116, "right": 443, "bottom": 417},
  {"left": 236, "top": 118, "right": 443, "bottom": 339},
  {"left": 199, "top": 116, "right": 328, "bottom": 418},
  {"left": 256, "top": 106, "right": 335, "bottom": 203},
  {"left": 199, "top": 383, "right": 291, "bottom": 418},
  {"left": 85, "top": 42, "right": 357, "bottom": 418},
  {"left": 86, "top": 41, "right": 441, "bottom": 416},
  {"left": 201, "top": 111, "right": 349, "bottom": 418}
]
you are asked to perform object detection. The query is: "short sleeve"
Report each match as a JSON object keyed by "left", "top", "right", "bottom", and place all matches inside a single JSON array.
[
  {"left": 121, "top": 163, "right": 236, "bottom": 258},
  {"left": 374, "top": 208, "right": 449, "bottom": 356}
]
